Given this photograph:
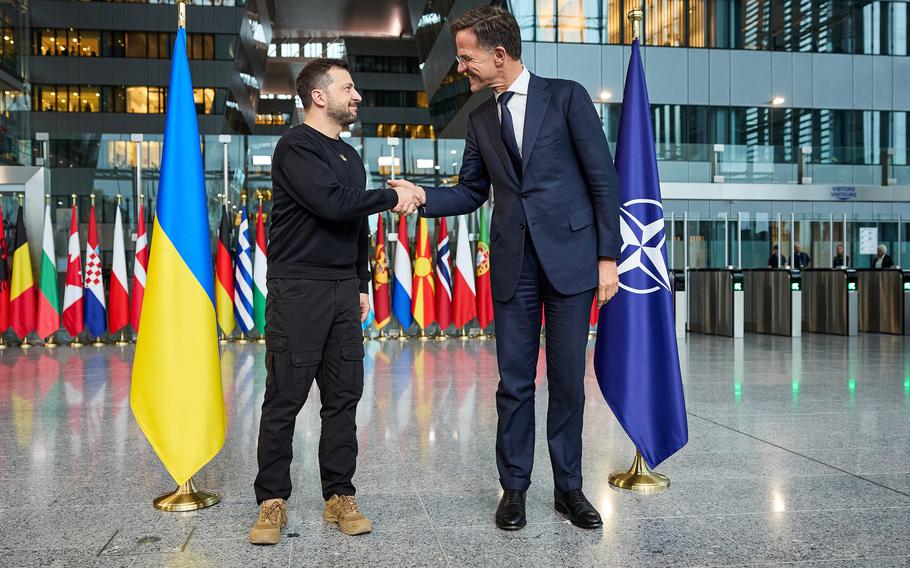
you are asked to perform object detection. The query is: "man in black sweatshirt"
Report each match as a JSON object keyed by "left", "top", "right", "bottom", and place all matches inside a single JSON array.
[{"left": 250, "top": 58, "right": 420, "bottom": 545}]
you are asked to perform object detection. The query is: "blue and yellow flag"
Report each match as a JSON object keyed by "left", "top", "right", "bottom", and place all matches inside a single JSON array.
[{"left": 130, "top": 27, "right": 225, "bottom": 485}]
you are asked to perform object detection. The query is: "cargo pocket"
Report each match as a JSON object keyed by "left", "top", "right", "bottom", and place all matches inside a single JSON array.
[
  {"left": 286, "top": 349, "right": 322, "bottom": 401},
  {"left": 264, "top": 332, "right": 288, "bottom": 397},
  {"left": 339, "top": 342, "right": 365, "bottom": 396}
]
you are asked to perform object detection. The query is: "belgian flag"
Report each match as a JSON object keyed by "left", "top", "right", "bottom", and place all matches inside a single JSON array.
[{"left": 10, "top": 201, "right": 35, "bottom": 339}]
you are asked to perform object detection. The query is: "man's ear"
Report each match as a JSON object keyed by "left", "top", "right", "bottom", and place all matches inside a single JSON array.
[{"left": 310, "top": 89, "right": 325, "bottom": 108}]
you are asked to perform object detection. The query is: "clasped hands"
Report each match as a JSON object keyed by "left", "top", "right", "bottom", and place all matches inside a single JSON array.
[{"left": 387, "top": 179, "right": 425, "bottom": 215}]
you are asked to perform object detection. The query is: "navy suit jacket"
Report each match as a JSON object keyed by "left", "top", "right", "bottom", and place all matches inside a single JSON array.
[{"left": 421, "top": 73, "right": 621, "bottom": 302}]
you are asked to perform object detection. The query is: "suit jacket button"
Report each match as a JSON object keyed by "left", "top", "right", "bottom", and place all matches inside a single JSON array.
[{"left": 519, "top": 224, "right": 525, "bottom": 230}]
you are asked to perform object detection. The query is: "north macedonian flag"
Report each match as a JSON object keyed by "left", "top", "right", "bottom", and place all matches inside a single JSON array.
[{"left": 130, "top": 26, "right": 225, "bottom": 486}]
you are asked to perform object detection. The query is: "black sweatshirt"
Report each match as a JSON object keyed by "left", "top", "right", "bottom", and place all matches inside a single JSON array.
[{"left": 267, "top": 123, "right": 398, "bottom": 293}]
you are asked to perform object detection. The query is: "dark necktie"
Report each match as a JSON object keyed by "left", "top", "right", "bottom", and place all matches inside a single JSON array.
[{"left": 498, "top": 91, "right": 523, "bottom": 179}]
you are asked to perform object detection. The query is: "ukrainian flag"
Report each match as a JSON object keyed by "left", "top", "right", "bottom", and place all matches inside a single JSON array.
[{"left": 130, "top": 27, "right": 225, "bottom": 486}]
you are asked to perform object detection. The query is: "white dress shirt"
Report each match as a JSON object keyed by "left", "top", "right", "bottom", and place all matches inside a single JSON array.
[{"left": 494, "top": 66, "right": 531, "bottom": 157}]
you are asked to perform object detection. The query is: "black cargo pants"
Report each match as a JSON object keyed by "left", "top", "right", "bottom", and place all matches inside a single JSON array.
[{"left": 254, "top": 277, "right": 365, "bottom": 503}]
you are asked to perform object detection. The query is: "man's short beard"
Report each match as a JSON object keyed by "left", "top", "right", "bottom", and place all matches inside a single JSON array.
[{"left": 327, "top": 98, "right": 357, "bottom": 126}]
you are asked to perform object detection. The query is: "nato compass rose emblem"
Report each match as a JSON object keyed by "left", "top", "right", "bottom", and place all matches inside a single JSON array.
[{"left": 617, "top": 198, "right": 672, "bottom": 295}]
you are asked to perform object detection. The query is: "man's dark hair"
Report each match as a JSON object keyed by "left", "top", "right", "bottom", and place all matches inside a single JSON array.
[
  {"left": 295, "top": 58, "right": 350, "bottom": 110},
  {"left": 449, "top": 5, "right": 521, "bottom": 61}
]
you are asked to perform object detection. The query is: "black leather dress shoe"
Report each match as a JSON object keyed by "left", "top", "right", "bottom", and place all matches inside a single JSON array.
[
  {"left": 495, "top": 490, "right": 527, "bottom": 530},
  {"left": 554, "top": 489, "right": 603, "bottom": 529}
]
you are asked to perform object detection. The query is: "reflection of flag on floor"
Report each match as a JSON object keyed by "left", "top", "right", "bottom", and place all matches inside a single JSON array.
[{"left": 593, "top": 38, "right": 687, "bottom": 469}]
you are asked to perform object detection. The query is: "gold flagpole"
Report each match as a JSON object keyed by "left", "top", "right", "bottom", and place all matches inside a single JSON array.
[
  {"left": 152, "top": 0, "right": 220, "bottom": 512},
  {"left": 607, "top": 9, "right": 671, "bottom": 495}
]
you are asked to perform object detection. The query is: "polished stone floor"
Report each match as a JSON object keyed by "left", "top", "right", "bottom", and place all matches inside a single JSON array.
[{"left": 0, "top": 332, "right": 908, "bottom": 567}]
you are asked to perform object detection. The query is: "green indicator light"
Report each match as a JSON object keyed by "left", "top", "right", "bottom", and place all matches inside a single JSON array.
[
  {"left": 733, "top": 282, "right": 743, "bottom": 291},
  {"left": 791, "top": 282, "right": 800, "bottom": 291},
  {"left": 791, "top": 378, "right": 800, "bottom": 401},
  {"left": 904, "top": 282, "right": 910, "bottom": 291},
  {"left": 734, "top": 381, "right": 742, "bottom": 403},
  {"left": 904, "top": 377, "right": 910, "bottom": 395},
  {"left": 848, "top": 282, "right": 857, "bottom": 291},
  {"left": 849, "top": 378, "right": 856, "bottom": 393}
]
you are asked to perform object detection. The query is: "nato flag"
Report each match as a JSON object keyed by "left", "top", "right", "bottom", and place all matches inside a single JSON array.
[{"left": 593, "top": 39, "right": 688, "bottom": 469}]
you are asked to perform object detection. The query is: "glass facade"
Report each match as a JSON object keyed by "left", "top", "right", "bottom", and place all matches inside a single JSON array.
[
  {"left": 32, "top": 29, "right": 236, "bottom": 60},
  {"left": 31, "top": 85, "right": 225, "bottom": 114},
  {"left": 508, "top": 0, "right": 910, "bottom": 54}
]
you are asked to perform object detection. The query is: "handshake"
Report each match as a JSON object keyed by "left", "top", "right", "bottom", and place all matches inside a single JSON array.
[{"left": 387, "top": 179, "right": 426, "bottom": 215}]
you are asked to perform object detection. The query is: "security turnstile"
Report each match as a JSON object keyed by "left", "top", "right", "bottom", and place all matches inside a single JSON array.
[
  {"left": 802, "top": 269, "right": 858, "bottom": 336},
  {"left": 743, "top": 270, "right": 802, "bottom": 337},
  {"left": 688, "top": 269, "right": 744, "bottom": 338},
  {"left": 673, "top": 271, "right": 686, "bottom": 339},
  {"left": 857, "top": 269, "right": 910, "bottom": 334}
]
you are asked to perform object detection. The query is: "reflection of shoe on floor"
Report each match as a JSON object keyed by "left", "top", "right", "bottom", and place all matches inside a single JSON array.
[
  {"left": 249, "top": 498, "right": 287, "bottom": 545},
  {"left": 323, "top": 494, "right": 373, "bottom": 535}
]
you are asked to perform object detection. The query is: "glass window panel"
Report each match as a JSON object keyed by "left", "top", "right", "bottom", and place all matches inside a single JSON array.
[
  {"left": 644, "top": 0, "right": 685, "bottom": 47},
  {"left": 127, "top": 86, "right": 149, "bottom": 113},
  {"left": 40, "top": 28, "right": 55, "bottom": 56},
  {"left": 735, "top": 0, "right": 771, "bottom": 50},
  {"left": 148, "top": 32, "right": 159, "bottom": 58},
  {"left": 203, "top": 33, "right": 214, "bottom": 59},
  {"left": 511, "top": 0, "right": 536, "bottom": 41},
  {"left": 215, "top": 34, "right": 235, "bottom": 59},
  {"left": 536, "top": 0, "right": 556, "bottom": 42},
  {"left": 80, "top": 30, "right": 100, "bottom": 57},
  {"left": 193, "top": 87, "right": 214, "bottom": 114},
  {"left": 149, "top": 87, "right": 165, "bottom": 113},
  {"left": 55, "top": 86, "right": 67, "bottom": 112},
  {"left": 39, "top": 85, "right": 55, "bottom": 112},
  {"left": 689, "top": 0, "right": 708, "bottom": 47},
  {"left": 556, "top": 0, "right": 600, "bottom": 44},
  {"left": 892, "top": 1, "right": 907, "bottom": 56},
  {"left": 125, "top": 31, "right": 147, "bottom": 57},
  {"left": 604, "top": 0, "right": 622, "bottom": 43},
  {"left": 191, "top": 34, "right": 203, "bottom": 59},
  {"left": 710, "top": 0, "right": 734, "bottom": 48},
  {"left": 80, "top": 85, "right": 101, "bottom": 112}
]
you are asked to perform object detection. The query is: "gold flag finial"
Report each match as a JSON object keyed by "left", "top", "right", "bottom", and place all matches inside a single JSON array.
[
  {"left": 17, "top": 193, "right": 23, "bottom": 206},
  {"left": 45, "top": 193, "right": 51, "bottom": 205},
  {"left": 71, "top": 193, "right": 77, "bottom": 206},
  {"left": 241, "top": 191, "right": 247, "bottom": 204},
  {"left": 90, "top": 193, "right": 96, "bottom": 207},
  {"left": 177, "top": 0, "right": 189, "bottom": 29},
  {"left": 628, "top": 9, "right": 643, "bottom": 42},
  {"left": 117, "top": 193, "right": 122, "bottom": 206}
]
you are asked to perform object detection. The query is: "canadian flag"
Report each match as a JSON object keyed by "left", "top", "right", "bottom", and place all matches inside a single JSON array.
[{"left": 61, "top": 203, "right": 84, "bottom": 337}]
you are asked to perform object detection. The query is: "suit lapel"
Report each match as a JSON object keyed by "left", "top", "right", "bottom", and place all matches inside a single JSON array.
[
  {"left": 479, "top": 98, "right": 520, "bottom": 186},
  {"left": 520, "top": 74, "right": 551, "bottom": 175}
]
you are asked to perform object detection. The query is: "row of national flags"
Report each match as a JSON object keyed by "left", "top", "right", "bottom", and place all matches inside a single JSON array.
[
  {"left": 0, "top": 196, "right": 149, "bottom": 343},
  {"left": 374, "top": 206, "right": 494, "bottom": 336},
  {"left": 214, "top": 198, "right": 268, "bottom": 339}
]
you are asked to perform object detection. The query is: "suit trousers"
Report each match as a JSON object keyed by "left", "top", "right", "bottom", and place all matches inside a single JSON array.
[
  {"left": 494, "top": 235, "right": 594, "bottom": 492},
  {"left": 254, "top": 277, "right": 365, "bottom": 503}
]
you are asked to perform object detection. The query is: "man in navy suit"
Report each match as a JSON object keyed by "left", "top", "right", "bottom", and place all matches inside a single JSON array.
[{"left": 389, "top": 6, "right": 620, "bottom": 530}]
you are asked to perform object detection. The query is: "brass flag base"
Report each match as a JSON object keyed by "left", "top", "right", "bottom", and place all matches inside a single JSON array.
[
  {"left": 256, "top": 338, "right": 266, "bottom": 344},
  {"left": 418, "top": 329, "right": 431, "bottom": 342},
  {"left": 45, "top": 338, "right": 58, "bottom": 348},
  {"left": 396, "top": 332, "right": 409, "bottom": 341},
  {"left": 458, "top": 328, "right": 470, "bottom": 341},
  {"left": 377, "top": 329, "right": 389, "bottom": 342},
  {"left": 70, "top": 338, "right": 84, "bottom": 348},
  {"left": 435, "top": 331, "right": 449, "bottom": 341},
  {"left": 608, "top": 451, "right": 670, "bottom": 493},
  {"left": 476, "top": 330, "right": 489, "bottom": 341},
  {"left": 0, "top": 337, "right": 6, "bottom": 350},
  {"left": 92, "top": 338, "right": 105, "bottom": 347},
  {"left": 114, "top": 331, "right": 129, "bottom": 346},
  {"left": 153, "top": 477, "right": 221, "bottom": 512},
  {"left": 19, "top": 337, "right": 32, "bottom": 349}
]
